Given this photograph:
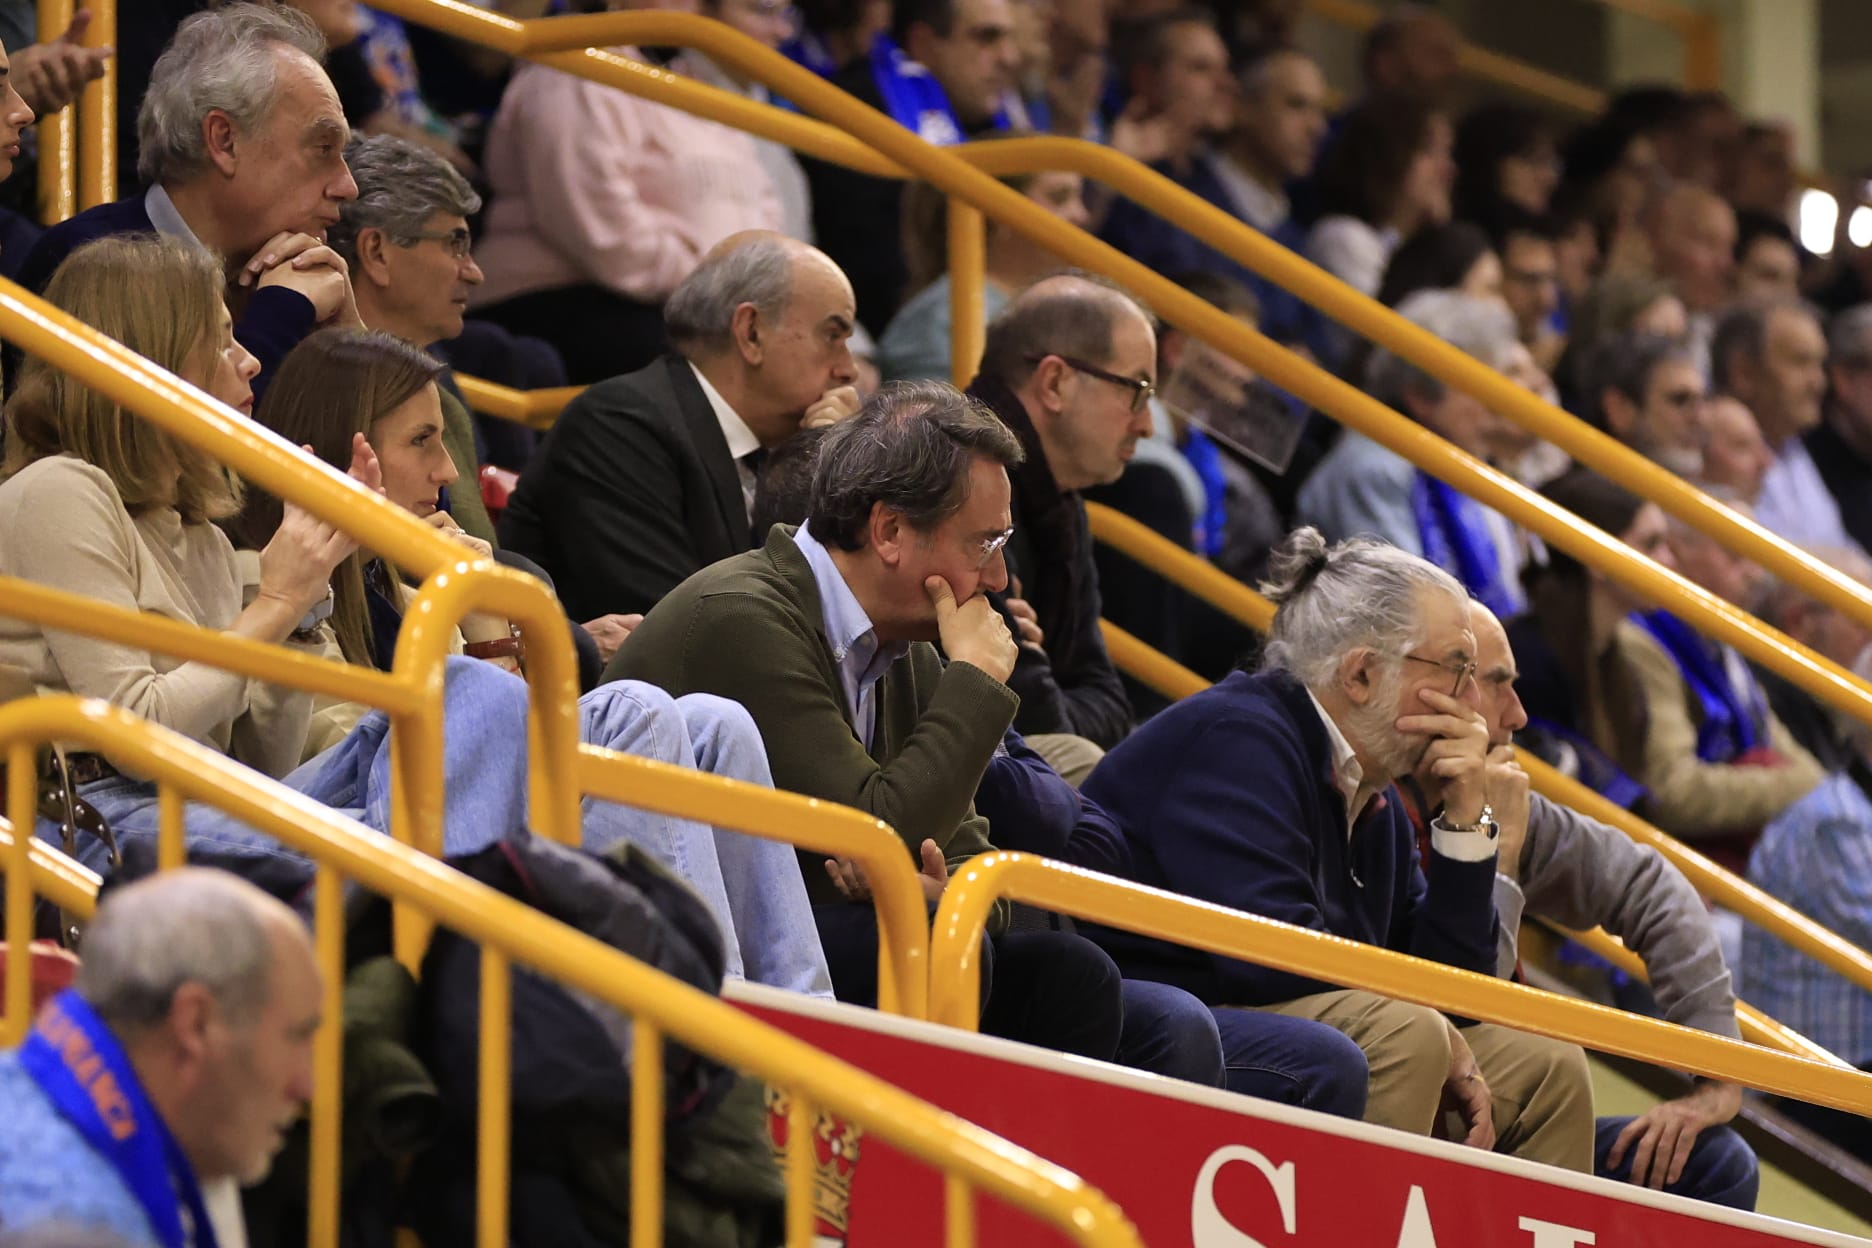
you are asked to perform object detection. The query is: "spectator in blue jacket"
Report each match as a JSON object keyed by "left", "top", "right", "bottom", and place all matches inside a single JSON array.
[
  {"left": 17, "top": 4, "right": 361, "bottom": 399},
  {"left": 1082, "top": 527, "right": 1595, "bottom": 1170}
]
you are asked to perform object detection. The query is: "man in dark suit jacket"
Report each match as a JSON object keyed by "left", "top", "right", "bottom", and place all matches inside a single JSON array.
[
  {"left": 498, "top": 231, "right": 862, "bottom": 620},
  {"left": 16, "top": 4, "right": 359, "bottom": 396}
]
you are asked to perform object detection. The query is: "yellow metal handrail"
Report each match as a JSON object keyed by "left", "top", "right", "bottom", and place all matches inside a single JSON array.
[
  {"left": 1097, "top": 626, "right": 1860, "bottom": 1070},
  {"left": 0, "top": 698, "right": 1141, "bottom": 1248},
  {"left": 0, "top": 268, "right": 932, "bottom": 1010},
  {"left": 35, "top": 0, "right": 75, "bottom": 225},
  {"left": 1086, "top": 498, "right": 1872, "bottom": 1009},
  {"left": 927, "top": 854, "right": 1872, "bottom": 1117},
  {"left": 353, "top": 6, "right": 1872, "bottom": 749}
]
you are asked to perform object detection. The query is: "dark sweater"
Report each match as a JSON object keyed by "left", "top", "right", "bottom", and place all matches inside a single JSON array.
[
  {"left": 608, "top": 526, "right": 1017, "bottom": 914},
  {"left": 969, "top": 375, "right": 1134, "bottom": 748},
  {"left": 15, "top": 195, "right": 317, "bottom": 400},
  {"left": 1079, "top": 669, "right": 1499, "bottom": 1006}
]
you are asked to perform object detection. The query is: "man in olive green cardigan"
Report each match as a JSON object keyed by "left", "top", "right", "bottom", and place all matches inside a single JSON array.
[{"left": 612, "top": 380, "right": 1126, "bottom": 1059}]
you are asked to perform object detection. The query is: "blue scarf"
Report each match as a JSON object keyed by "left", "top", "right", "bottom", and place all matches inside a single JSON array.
[
  {"left": 868, "top": 35, "right": 1005, "bottom": 144},
  {"left": 1410, "top": 472, "right": 1518, "bottom": 618},
  {"left": 1179, "top": 426, "right": 1229, "bottom": 558},
  {"left": 18, "top": 992, "right": 217, "bottom": 1248},
  {"left": 1634, "top": 611, "right": 1765, "bottom": 762}
]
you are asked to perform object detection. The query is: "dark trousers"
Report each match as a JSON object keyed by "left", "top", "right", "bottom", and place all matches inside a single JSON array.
[
  {"left": 1594, "top": 1115, "right": 1759, "bottom": 1209},
  {"left": 1211, "top": 1005, "right": 1371, "bottom": 1119},
  {"left": 815, "top": 902, "right": 1123, "bottom": 1062},
  {"left": 472, "top": 283, "right": 668, "bottom": 386}
]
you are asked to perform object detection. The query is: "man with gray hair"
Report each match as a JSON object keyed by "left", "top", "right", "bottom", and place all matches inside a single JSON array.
[
  {"left": 327, "top": 131, "right": 496, "bottom": 546},
  {"left": 1711, "top": 298, "right": 1851, "bottom": 551},
  {"left": 17, "top": 2, "right": 361, "bottom": 397},
  {"left": 1809, "top": 304, "right": 1872, "bottom": 554},
  {"left": 0, "top": 868, "right": 321, "bottom": 1241},
  {"left": 1298, "top": 289, "right": 1533, "bottom": 617},
  {"left": 1590, "top": 331, "right": 1708, "bottom": 478},
  {"left": 614, "top": 380, "right": 1135, "bottom": 1061},
  {"left": 499, "top": 230, "right": 862, "bottom": 620},
  {"left": 1083, "top": 528, "right": 1594, "bottom": 1167}
]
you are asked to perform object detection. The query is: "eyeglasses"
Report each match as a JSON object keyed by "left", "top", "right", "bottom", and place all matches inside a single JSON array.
[
  {"left": 404, "top": 226, "right": 474, "bottom": 259},
  {"left": 975, "top": 526, "right": 1015, "bottom": 569},
  {"left": 1029, "top": 354, "right": 1156, "bottom": 413},
  {"left": 1400, "top": 651, "right": 1478, "bottom": 697}
]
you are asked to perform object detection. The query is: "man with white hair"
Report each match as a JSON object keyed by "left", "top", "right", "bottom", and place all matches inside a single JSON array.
[
  {"left": 1083, "top": 529, "right": 1594, "bottom": 1168},
  {"left": 1298, "top": 290, "right": 1533, "bottom": 616},
  {"left": 499, "top": 230, "right": 862, "bottom": 621},
  {"left": 17, "top": 3, "right": 360, "bottom": 396},
  {"left": 1399, "top": 602, "right": 1759, "bottom": 1208},
  {"left": 0, "top": 868, "right": 321, "bottom": 1241}
]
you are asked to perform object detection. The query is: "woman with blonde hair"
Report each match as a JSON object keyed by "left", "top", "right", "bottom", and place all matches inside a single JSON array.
[{"left": 229, "top": 327, "right": 832, "bottom": 994}]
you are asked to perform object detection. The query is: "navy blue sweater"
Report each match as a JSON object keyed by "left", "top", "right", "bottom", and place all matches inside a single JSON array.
[
  {"left": 1080, "top": 669, "right": 1498, "bottom": 1006},
  {"left": 973, "top": 729, "right": 1132, "bottom": 876},
  {"left": 15, "top": 196, "right": 317, "bottom": 400}
]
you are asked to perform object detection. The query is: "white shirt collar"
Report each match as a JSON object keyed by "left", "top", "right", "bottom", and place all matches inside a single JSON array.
[
  {"left": 1210, "top": 153, "right": 1290, "bottom": 234},
  {"left": 1307, "top": 689, "right": 1371, "bottom": 838},
  {"left": 689, "top": 361, "right": 762, "bottom": 462},
  {"left": 143, "top": 184, "right": 207, "bottom": 252}
]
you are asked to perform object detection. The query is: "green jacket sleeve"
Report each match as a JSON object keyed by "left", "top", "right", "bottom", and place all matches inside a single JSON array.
[{"left": 439, "top": 388, "right": 497, "bottom": 547}]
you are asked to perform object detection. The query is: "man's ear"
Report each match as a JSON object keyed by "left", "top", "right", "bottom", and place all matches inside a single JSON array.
[
  {"left": 1337, "top": 647, "right": 1380, "bottom": 707},
  {"left": 202, "top": 109, "right": 239, "bottom": 179},
  {"left": 165, "top": 981, "right": 218, "bottom": 1066},
  {"left": 1030, "top": 355, "right": 1073, "bottom": 418},
  {"left": 355, "top": 227, "right": 395, "bottom": 291},
  {"left": 730, "top": 301, "right": 763, "bottom": 367},
  {"left": 1600, "top": 387, "right": 1636, "bottom": 438},
  {"left": 869, "top": 502, "right": 906, "bottom": 567}
]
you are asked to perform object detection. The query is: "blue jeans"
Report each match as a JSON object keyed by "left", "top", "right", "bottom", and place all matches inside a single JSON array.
[
  {"left": 1117, "top": 980, "right": 1226, "bottom": 1087},
  {"left": 45, "top": 658, "right": 831, "bottom": 996},
  {"left": 1594, "top": 1116, "right": 1759, "bottom": 1210},
  {"left": 1212, "top": 1005, "right": 1370, "bottom": 1119}
]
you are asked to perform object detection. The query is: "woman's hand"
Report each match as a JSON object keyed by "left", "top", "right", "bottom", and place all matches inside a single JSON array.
[
  {"left": 257, "top": 502, "right": 358, "bottom": 613},
  {"left": 424, "top": 509, "right": 494, "bottom": 561}
]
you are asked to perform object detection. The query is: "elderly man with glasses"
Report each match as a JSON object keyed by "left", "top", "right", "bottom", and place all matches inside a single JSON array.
[
  {"left": 962, "top": 273, "right": 1160, "bottom": 767},
  {"left": 1081, "top": 528, "right": 1595, "bottom": 1169},
  {"left": 326, "top": 132, "right": 497, "bottom": 544}
]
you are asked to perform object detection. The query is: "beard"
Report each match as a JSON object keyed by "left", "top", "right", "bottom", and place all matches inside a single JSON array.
[{"left": 1343, "top": 665, "right": 1426, "bottom": 785}]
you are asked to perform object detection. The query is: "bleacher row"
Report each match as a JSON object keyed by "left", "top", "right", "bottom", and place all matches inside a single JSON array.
[{"left": 3, "top": 0, "right": 1872, "bottom": 1245}]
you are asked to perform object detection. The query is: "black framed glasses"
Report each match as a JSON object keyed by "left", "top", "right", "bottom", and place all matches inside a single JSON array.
[
  {"left": 1400, "top": 651, "right": 1478, "bottom": 697},
  {"left": 1028, "top": 354, "right": 1156, "bottom": 413},
  {"left": 404, "top": 226, "right": 474, "bottom": 259}
]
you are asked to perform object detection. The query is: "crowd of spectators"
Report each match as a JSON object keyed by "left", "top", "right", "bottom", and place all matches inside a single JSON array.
[{"left": 14, "top": 0, "right": 1872, "bottom": 1240}]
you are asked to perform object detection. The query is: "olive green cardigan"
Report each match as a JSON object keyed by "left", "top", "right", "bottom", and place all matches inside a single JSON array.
[{"left": 609, "top": 526, "right": 1018, "bottom": 910}]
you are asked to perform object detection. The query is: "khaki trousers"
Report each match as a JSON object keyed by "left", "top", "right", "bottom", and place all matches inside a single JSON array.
[
  {"left": 1024, "top": 733, "right": 1104, "bottom": 788},
  {"left": 1254, "top": 989, "right": 1595, "bottom": 1172}
]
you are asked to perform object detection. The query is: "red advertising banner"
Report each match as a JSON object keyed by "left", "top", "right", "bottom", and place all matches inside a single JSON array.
[{"left": 730, "top": 985, "right": 1870, "bottom": 1248}]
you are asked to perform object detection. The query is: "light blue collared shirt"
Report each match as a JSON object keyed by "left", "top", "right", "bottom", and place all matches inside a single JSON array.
[
  {"left": 791, "top": 524, "right": 908, "bottom": 750},
  {"left": 143, "top": 184, "right": 207, "bottom": 251}
]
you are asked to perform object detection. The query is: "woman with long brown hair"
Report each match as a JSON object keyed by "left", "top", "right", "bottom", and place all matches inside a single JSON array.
[{"left": 233, "top": 328, "right": 831, "bottom": 994}]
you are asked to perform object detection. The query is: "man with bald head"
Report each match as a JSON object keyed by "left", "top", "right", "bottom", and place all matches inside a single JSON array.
[
  {"left": 966, "top": 272, "right": 1159, "bottom": 750},
  {"left": 1646, "top": 184, "right": 1737, "bottom": 374},
  {"left": 1397, "top": 603, "right": 1759, "bottom": 1209},
  {"left": 499, "top": 231, "right": 864, "bottom": 620},
  {"left": 0, "top": 869, "right": 321, "bottom": 1242}
]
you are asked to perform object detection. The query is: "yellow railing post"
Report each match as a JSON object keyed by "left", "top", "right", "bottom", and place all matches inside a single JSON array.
[
  {"left": 35, "top": 0, "right": 76, "bottom": 225},
  {"left": 77, "top": 0, "right": 115, "bottom": 209},
  {"left": 948, "top": 196, "right": 986, "bottom": 389},
  {"left": 930, "top": 853, "right": 1872, "bottom": 1117},
  {"left": 0, "top": 698, "right": 1144, "bottom": 1248},
  {"left": 3, "top": 743, "right": 35, "bottom": 1046}
]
